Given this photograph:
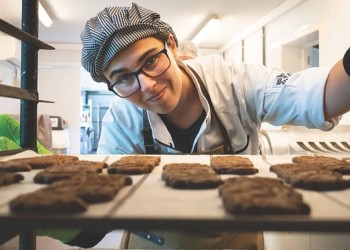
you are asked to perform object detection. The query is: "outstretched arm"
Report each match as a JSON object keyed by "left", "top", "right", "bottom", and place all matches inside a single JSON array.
[{"left": 324, "top": 47, "right": 350, "bottom": 120}]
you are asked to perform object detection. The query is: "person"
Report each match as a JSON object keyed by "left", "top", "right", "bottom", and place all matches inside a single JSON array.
[
  {"left": 0, "top": 114, "right": 51, "bottom": 154},
  {"left": 177, "top": 40, "right": 201, "bottom": 60},
  {"left": 43, "top": 2, "right": 350, "bottom": 249}
]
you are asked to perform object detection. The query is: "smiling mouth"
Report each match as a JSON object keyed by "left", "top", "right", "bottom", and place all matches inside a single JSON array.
[{"left": 147, "top": 87, "right": 167, "bottom": 102}]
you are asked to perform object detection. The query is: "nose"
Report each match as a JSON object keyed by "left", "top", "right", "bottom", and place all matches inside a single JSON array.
[{"left": 138, "top": 73, "right": 157, "bottom": 92}]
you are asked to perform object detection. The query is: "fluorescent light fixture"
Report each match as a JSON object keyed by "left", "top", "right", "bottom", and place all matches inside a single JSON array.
[
  {"left": 191, "top": 15, "right": 220, "bottom": 45},
  {"left": 39, "top": 1, "right": 53, "bottom": 27}
]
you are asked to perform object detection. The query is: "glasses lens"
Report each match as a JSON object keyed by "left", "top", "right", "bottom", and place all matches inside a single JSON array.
[
  {"left": 110, "top": 47, "right": 170, "bottom": 98},
  {"left": 143, "top": 50, "right": 170, "bottom": 77},
  {"left": 112, "top": 75, "right": 139, "bottom": 97}
]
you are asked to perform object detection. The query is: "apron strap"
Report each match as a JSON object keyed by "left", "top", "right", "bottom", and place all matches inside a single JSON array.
[
  {"left": 141, "top": 66, "right": 250, "bottom": 154},
  {"left": 187, "top": 66, "right": 234, "bottom": 154},
  {"left": 142, "top": 109, "right": 157, "bottom": 154}
]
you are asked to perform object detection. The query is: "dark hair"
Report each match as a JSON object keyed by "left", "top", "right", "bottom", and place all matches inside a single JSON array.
[{"left": 153, "top": 33, "right": 175, "bottom": 47}]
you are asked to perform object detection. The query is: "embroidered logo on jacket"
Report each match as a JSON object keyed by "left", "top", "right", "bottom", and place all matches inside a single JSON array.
[{"left": 275, "top": 73, "right": 291, "bottom": 86}]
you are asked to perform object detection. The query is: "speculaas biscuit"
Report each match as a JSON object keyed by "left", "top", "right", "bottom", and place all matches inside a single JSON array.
[
  {"left": 67, "top": 160, "right": 107, "bottom": 172},
  {"left": 162, "top": 163, "right": 211, "bottom": 171},
  {"left": 108, "top": 155, "right": 160, "bottom": 175},
  {"left": 34, "top": 170, "right": 87, "bottom": 184},
  {"left": 115, "top": 155, "right": 161, "bottom": 166},
  {"left": 210, "top": 156, "right": 259, "bottom": 175},
  {"left": 0, "top": 161, "right": 31, "bottom": 172},
  {"left": 286, "top": 169, "right": 350, "bottom": 191},
  {"left": 270, "top": 163, "right": 320, "bottom": 180},
  {"left": 270, "top": 163, "right": 350, "bottom": 191},
  {"left": 162, "top": 163, "right": 215, "bottom": 180},
  {"left": 0, "top": 172, "right": 24, "bottom": 186},
  {"left": 9, "top": 189, "right": 87, "bottom": 213},
  {"left": 165, "top": 171, "right": 223, "bottom": 189},
  {"left": 107, "top": 163, "right": 153, "bottom": 175},
  {"left": 219, "top": 177, "right": 310, "bottom": 215},
  {"left": 9, "top": 154, "right": 79, "bottom": 169},
  {"left": 33, "top": 161, "right": 104, "bottom": 184},
  {"left": 50, "top": 174, "right": 132, "bottom": 203},
  {"left": 9, "top": 174, "right": 132, "bottom": 213},
  {"left": 292, "top": 155, "right": 350, "bottom": 175},
  {"left": 162, "top": 163, "right": 222, "bottom": 189}
]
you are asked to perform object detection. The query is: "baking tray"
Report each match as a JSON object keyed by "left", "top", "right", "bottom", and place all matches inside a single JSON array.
[{"left": 0, "top": 152, "right": 350, "bottom": 232}]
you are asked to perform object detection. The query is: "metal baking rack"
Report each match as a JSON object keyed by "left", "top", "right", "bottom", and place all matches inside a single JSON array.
[
  {"left": 0, "top": 0, "right": 54, "bottom": 248},
  {"left": 0, "top": 1, "right": 54, "bottom": 156}
]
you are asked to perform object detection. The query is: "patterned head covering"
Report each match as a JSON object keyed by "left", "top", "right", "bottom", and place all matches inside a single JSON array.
[{"left": 81, "top": 3, "right": 178, "bottom": 83}]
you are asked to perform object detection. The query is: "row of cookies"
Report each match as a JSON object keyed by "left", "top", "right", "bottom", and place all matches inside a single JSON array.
[
  {"left": 3, "top": 154, "right": 349, "bottom": 216},
  {"left": 270, "top": 155, "right": 350, "bottom": 191},
  {"left": 0, "top": 155, "right": 133, "bottom": 213},
  {"left": 159, "top": 157, "right": 310, "bottom": 216}
]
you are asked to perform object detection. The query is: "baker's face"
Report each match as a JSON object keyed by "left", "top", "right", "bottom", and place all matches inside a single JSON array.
[{"left": 104, "top": 36, "right": 183, "bottom": 114}]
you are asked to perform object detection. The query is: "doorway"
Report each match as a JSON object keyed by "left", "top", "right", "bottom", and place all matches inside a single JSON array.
[
  {"left": 281, "top": 30, "right": 319, "bottom": 72},
  {"left": 80, "top": 90, "right": 114, "bottom": 154}
]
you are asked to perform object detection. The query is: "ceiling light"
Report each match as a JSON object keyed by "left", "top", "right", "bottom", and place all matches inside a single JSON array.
[
  {"left": 191, "top": 15, "right": 221, "bottom": 45},
  {"left": 39, "top": 1, "right": 53, "bottom": 27}
]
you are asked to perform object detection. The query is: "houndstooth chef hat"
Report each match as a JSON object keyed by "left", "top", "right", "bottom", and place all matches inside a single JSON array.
[{"left": 80, "top": 3, "right": 178, "bottom": 83}]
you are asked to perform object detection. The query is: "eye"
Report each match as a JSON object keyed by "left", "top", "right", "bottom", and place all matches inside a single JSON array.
[
  {"left": 117, "top": 73, "right": 134, "bottom": 84},
  {"left": 144, "top": 54, "right": 160, "bottom": 68}
]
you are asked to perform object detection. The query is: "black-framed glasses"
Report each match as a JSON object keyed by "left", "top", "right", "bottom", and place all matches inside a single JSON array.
[{"left": 108, "top": 43, "right": 171, "bottom": 98}]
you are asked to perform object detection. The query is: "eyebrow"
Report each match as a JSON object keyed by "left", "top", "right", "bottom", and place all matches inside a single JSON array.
[{"left": 108, "top": 47, "right": 160, "bottom": 80}]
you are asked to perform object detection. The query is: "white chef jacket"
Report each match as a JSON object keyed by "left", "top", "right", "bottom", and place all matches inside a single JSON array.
[{"left": 97, "top": 54, "right": 338, "bottom": 155}]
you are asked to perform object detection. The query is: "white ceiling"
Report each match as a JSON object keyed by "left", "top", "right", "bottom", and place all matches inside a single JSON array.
[{"left": 0, "top": 0, "right": 287, "bottom": 50}]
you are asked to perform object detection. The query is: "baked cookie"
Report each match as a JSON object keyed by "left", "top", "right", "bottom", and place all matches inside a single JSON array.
[
  {"left": 162, "top": 163, "right": 222, "bottom": 189},
  {"left": 287, "top": 169, "right": 350, "bottom": 191},
  {"left": 0, "top": 161, "right": 31, "bottom": 172},
  {"left": 0, "top": 172, "right": 24, "bottom": 186},
  {"left": 162, "top": 163, "right": 215, "bottom": 180},
  {"left": 9, "top": 189, "right": 87, "bottom": 213},
  {"left": 9, "top": 155, "right": 79, "bottom": 169},
  {"left": 210, "top": 156, "right": 258, "bottom": 175},
  {"left": 292, "top": 155, "right": 350, "bottom": 175},
  {"left": 51, "top": 174, "right": 132, "bottom": 203},
  {"left": 115, "top": 155, "right": 161, "bottom": 166},
  {"left": 270, "top": 163, "right": 320, "bottom": 180},
  {"left": 162, "top": 163, "right": 211, "bottom": 170},
  {"left": 68, "top": 160, "right": 107, "bottom": 172},
  {"left": 270, "top": 163, "right": 350, "bottom": 191},
  {"left": 219, "top": 177, "right": 310, "bottom": 215},
  {"left": 107, "top": 163, "right": 154, "bottom": 175},
  {"left": 108, "top": 155, "right": 160, "bottom": 175},
  {"left": 33, "top": 161, "right": 104, "bottom": 184},
  {"left": 9, "top": 174, "right": 132, "bottom": 213}
]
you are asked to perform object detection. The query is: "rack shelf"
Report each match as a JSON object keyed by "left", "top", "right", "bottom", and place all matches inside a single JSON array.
[
  {"left": 0, "top": 1, "right": 55, "bottom": 248},
  {"left": 0, "top": 84, "right": 53, "bottom": 103},
  {"left": 0, "top": 0, "right": 55, "bottom": 159},
  {"left": 0, "top": 19, "right": 54, "bottom": 50}
]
